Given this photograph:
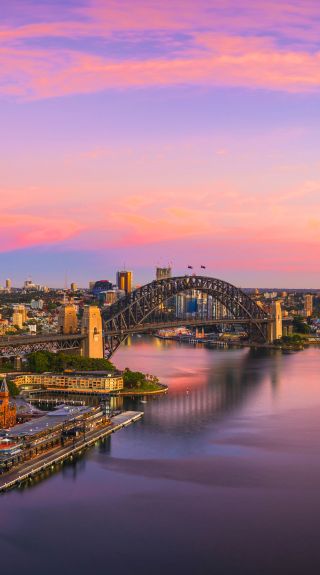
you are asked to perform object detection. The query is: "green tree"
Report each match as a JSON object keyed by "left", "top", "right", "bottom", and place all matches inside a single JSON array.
[
  {"left": 26, "top": 351, "right": 114, "bottom": 373},
  {"left": 123, "top": 368, "right": 146, "bottom": 389},
  {"left": 293, "top": 316, "right": 311, "bottom": 334},
  {"left": 7, "top": 380, "right": 20, "bottom": 396},
  {"left": 27, "top": 351, "right": 52, "bottom": 373}
]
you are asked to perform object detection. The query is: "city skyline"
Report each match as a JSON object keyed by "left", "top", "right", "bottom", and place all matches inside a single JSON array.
[{"left": 1, "top": 1, "right": 320, "bottom": 287}]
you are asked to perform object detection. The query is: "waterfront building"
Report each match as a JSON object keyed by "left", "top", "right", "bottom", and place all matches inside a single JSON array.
[
  {"left": 13, "top": 372, "right": 123, "bottom": 394},
  {"left": 58, "top": 304, "right": 78, "bottom": 334},
  {"left": 117, "top": 271, "right": 132, "bottom": 294},
  {"left": 0, "top": 439, "right": 22, "bottom": 465},
  {"left": 304, "top": 294, "right": 313, "bottom": 317},
  {"left": 0, "top": 379, "right": 16, "bottom": 429},
  {"left": 7, "top": 405, "right": 98, "bottom": 443}
]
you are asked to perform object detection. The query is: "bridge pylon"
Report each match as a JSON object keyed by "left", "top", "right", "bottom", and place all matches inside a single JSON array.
[
  {"left": 267, "top": 301, "right": 283, "bottom": 343},
  {"left": 81, "top": 306, "right": 104, "bottom": 358},
  {"left": 58, "top": 304, "right": 78, "bottom": 334}
]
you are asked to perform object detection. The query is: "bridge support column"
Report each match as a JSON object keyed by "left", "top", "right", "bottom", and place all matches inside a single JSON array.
[
  {"left": 58, "top": 304, "right": 78, "bottom": 334},
  {"left": 267, "top": 301, "right": 283, "bottom": 343},
  {"left": 13, "top": 356, "right": 22, "bottom": 371},
  {"left": 81, "top": 306, "right": 104, "bottom": 358}
]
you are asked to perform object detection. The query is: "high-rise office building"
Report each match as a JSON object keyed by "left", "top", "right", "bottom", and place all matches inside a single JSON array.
[
  {"left": 12, "top": 305, "right": 27, "bottom": 324},
  {"left": 5, "top": 279, "right": 11, "bottom": 291},
  {"left": 12, "top": 311, "right": 23, "bottom": 329},
  {"left": 92, "top": 280, "right": 113, "bottom": 297},
  {"left": 117, "top": 271, "right": 132, "bottom": 294},
  {"left": 24, "top": 279, "right": 36, "bottom": 290},
  {"left": 70, "top": 282, "right": 78, "bottom": 292},
  {"left": 102, "top": 289, "right": 125, "bottom": 305},
  {"left": 156, "top": 267, "right": 172, "bottom": 281},
  {"left": 304, "top": 294, "right": 313, "bottom": 317}
]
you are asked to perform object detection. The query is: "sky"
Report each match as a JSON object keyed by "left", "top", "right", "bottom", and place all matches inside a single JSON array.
[{"left": 1, "top": 0, "right": 320, "bottom": 288}]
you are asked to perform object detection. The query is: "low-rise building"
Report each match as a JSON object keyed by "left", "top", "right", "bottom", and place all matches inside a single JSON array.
[
  {"left": 0, "top": 439, "right": 23, "bottom": 464},
  {"left": 13, "top": 371, "right": 123, "bottom": 394}
]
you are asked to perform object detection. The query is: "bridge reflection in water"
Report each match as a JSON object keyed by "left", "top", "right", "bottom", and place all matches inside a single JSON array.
[{"left": 114, "top": 338, "right": 278, "bottom": 436}]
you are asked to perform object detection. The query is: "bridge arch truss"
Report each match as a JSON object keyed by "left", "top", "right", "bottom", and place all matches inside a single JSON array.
[{"left": 103, "top": 276, "right": 269, "bottom": 358}]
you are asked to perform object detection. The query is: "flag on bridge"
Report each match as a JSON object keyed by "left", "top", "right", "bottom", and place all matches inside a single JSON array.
[
  {"left": 187, "top": 265, "right": 193, "bottom": 269},
  {"left": 201, "top": 265, "right": 206, "bottom": 269}
]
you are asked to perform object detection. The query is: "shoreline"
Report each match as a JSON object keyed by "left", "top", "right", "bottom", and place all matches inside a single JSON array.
[
  {"left": 119, "top": 383, "right": 168, "bottom": 396},
  {"left": 0, "top": 411, "right": 143, "bottom": 493}
]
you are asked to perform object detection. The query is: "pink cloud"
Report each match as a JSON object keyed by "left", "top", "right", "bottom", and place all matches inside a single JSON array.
[
  {"left": 2, "top": 41, "right": 320, "bottom": 100},
  {"left": 1, "top": 1, "right": 320, "bottom": 98},
  {"left": 0, "top": 211, "right": 84, "bottom": 252}
]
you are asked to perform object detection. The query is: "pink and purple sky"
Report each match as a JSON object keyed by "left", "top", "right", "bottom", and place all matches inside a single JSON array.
[{"left": 1, "top": 0, "right": 320, "bottom": 287}]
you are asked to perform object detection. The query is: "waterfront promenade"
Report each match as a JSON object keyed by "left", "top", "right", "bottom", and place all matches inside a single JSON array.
[{"left": 0, "top": 411, "right": 143, "bottom": 493}]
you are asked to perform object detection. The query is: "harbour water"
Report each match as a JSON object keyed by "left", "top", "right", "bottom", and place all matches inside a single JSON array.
[{"left": 1, "top": 336, "right": 320, "bottom": 574}]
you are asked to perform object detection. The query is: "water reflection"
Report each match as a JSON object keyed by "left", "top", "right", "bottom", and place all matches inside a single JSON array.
[
  {"left": 1, "top": 338, "right": 320, "bottom": 575},
  {"left": 118, "top": 342, "right": 275, "bottom": 432}
]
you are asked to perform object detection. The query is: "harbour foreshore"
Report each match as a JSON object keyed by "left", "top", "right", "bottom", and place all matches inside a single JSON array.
[
  {"left": 0, "top": 411, "right": 143, "bottom": 493},
  {"left": 119, "top": 383, "right": 168, "bottom": 396}
]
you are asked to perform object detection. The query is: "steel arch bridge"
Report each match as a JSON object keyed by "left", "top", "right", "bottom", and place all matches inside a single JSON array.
[{"left": 102, "top": 275, "right": 270, "bottom": 358}]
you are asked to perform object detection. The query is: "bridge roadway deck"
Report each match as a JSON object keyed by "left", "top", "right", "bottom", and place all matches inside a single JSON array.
[
  {"left": 0, "top": 333, "right": 86, "bottom": 349},
  {"left": 105, "top": 317, "right": 272, "bottom": 336},
  {"left": 0, "top": 411, "right": 143, "bottom": 493},
  {"left": 0, "top": 315, "right": 290, "bottom": 351}
]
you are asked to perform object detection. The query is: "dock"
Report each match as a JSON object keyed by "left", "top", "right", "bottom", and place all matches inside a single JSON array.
[{"left": 0, "top": 411, "right": 143, "bottom": 493}]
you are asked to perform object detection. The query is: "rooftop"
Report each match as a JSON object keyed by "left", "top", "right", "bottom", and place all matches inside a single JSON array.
[
  {"left": 39, "top": 371, "right": 121, "bottom": 378},
  {"left": 7, "top": 405, "right": 93, "bottom": 439}
]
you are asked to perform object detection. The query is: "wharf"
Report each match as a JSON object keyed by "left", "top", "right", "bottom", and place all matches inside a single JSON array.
[{"left": 0, "top": 411, "right": 143, "bottom": 494}]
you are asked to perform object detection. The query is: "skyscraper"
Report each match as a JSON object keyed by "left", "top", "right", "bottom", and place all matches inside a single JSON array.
[
  {"left": 12, "top": 311, "right": 23, "bottom": 329},
  {"left": 117, "top": 271, "right": 132, "bottom": 294},
  {"left": 5, "top": 279, "right": 11, "bottom": 291},
  {"left": 156, "top": 267, "right": 172, "bottom": 281},
  {"left": 304, "top": 294, "right": 313, "bottom": 317},
  {"left": 12, "top": 305, "right": 27, "bottom": 326}
]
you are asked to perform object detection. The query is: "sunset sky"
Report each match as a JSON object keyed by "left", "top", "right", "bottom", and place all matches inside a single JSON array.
[{"left": 1, "top": 0, "right": 320, "bottom": 287}]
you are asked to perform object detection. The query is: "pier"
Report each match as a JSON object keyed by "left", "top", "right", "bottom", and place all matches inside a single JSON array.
[{"left": 0, "top": 411, "right": 143, "bottom": 493}]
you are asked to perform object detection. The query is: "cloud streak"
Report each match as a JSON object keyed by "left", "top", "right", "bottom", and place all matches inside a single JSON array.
[{"left": 1, "top": 1, "right": 320, "bottom": 98}]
